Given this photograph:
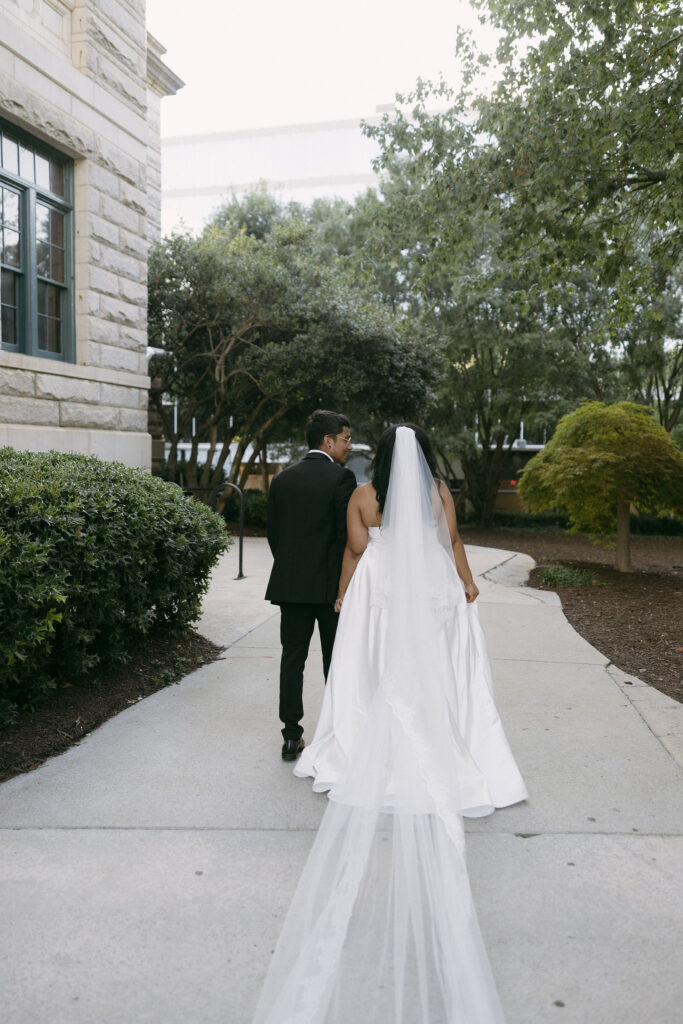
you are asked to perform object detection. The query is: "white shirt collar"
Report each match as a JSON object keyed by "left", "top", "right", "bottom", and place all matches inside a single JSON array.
[{"left": 307, "top": 449, "right": 334, "bottom": 463}]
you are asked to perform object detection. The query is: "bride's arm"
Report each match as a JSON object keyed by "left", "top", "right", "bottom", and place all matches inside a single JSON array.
[
  {"left": 438, "top": 481, "right": 479, "bottom": 603},
  {"left": 334, "top": 490, "right": 368, "bottom": 612}
]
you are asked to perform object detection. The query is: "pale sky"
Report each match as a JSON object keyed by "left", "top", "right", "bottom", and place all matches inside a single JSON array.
[{"left": 146, "top": 0, "right": 499, "bottom": 138}]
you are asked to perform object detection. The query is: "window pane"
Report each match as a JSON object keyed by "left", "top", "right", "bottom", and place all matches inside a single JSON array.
[
  {"left": 50, "top": 209, "right": 64, "bottom": 246},
  {"left": 47, "top": 316, "right": 61, "bottom": 353},
  {"left": 46, "top": 283, "right": 61, "bottom": 318},
  {"left": 2, "top": 229, "right": 20, "bottom": 267},
  {"left": 1, "top": 268, "right": 18, "bottom": 348},
  {"left": 37, "top": 240, "right": 50, "bottom": 276},
  {"left": 35, "top": 154, "right": 50, "bottom": 189},
  {"left": 1, "top": 267, "right": 16, "bottom": 306},
  {"left": 37, "top": 310, "right": 62, "bottom": 354},
  {"left": 37, "top": 279, "right": 47, "bottom": 314},
  {"left": 1, "top": 136, "right": 19, "bottom": 175},
  {"left": 37, "top": 314, "right": 47, "bottom": 350},
  {"left": 19, "top": 144, "right": 34, "bottom": 183},
  {"left": 36, "top": 203, "right": 50, "bottom": 243},
  {"left": 51, "top": 245, "right": 65, "bottom": 282},
  {"left": 1, "top": 304, "right": 16, "bottom": 346},
  {"left": 2, "top": 189, "right": 19, "bottom": 229},
  {"left": 50, "top": 160, "right": 65, "bottom": 197}
]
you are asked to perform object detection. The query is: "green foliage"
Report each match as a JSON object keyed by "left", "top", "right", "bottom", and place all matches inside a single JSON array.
[
  {"left": 222, "top": 488, "right": 269, "bottom": 528},
  {"left": 471, "top": 0, "right": 683, "bottom": 280},
  {"left": 361, "top": 1, "right": 681, "bottom": 528},
  {"left": 519, "top": 402, "right": 683, "bottom": 535},
  {"left": 630, "top": 514, "right": 683, "bottom": 537},
  {"left": 0, "top": 449, "right": 229, "bottom": 729},
  {"left": 363, "top": 99, "right": 620, "bottom": 523},
  {"left": 148, "top": 201, "right": 435, "bottom": 497},
  {"left": 488, "top": 510, "right": 571, "bottom": 532},
  {"left": 539, "top": 564, "right": 601, "bottom": 588},
  {"left": 616, "top": 261, "right": 683, "bottom": 434}
]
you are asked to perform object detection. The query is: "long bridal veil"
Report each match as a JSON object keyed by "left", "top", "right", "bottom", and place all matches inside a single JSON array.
[{"left": 252, "top": 427, "right": 507, "bottom": 1023}]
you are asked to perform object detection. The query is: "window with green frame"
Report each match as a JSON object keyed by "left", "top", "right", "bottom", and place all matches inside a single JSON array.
[{"left": 0, "top": 121, "right": 74, "bottom": 362}]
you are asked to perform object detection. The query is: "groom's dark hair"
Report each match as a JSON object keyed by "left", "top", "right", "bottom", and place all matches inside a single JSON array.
[{"left": 305, "top": 409, "right": 349, "bottom": 449}]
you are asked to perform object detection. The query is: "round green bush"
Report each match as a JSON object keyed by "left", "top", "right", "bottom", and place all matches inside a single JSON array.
[{"left": 0, "top": 448, "right": 230, "bottom": 728}]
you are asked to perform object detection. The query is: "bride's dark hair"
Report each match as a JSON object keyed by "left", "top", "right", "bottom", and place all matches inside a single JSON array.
[{"left": 370, "top": 423, "right": 439, "bottom": 512}]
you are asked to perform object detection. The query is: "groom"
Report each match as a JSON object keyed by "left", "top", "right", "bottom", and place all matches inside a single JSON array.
[{"left": 266, "top": 409, "right": 356, "bottom": 760}]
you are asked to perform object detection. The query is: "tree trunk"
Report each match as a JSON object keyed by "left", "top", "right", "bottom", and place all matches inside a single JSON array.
[
  {"left": 479, "top": 488, "right": 498, "bottom": 529},
  {"left": 615, "top": 498, "right": 633, "bottom": 572},
  {"left": 260, "top": 445, "right": 269, "bottom": 491},
  {"left": 461, "top": 448, "right": 504, "bottom": 528}
]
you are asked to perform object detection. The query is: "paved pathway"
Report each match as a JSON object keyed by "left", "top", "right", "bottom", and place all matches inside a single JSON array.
[{"left": 0, "top": 538, "right": 681, "bottom": 1023}]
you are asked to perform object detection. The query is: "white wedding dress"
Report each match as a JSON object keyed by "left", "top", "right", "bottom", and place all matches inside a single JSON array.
[{"left": 252, "top": 428, "right": 528, "bottom": 1024}]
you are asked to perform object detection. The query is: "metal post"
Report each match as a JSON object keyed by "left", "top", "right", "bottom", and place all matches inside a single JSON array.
[
  {"left": 236, "top": 484, "right": 245, "bottom": 580},
  {"left": 211, "top": 482, "right": 246, "bottom": 580}
]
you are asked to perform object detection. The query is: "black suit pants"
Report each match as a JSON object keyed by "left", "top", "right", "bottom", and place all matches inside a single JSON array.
[{"left": 278, "top": 602, "right": 338, "bottom": 741}]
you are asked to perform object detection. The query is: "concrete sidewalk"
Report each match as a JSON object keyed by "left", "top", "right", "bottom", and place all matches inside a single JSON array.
[{"left": 0, "top": 538, "right": 681, "bottom": 1024}]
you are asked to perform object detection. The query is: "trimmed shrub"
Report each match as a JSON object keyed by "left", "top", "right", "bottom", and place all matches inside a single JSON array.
[
  {"left": 222, "top": 488, "right": 269, "bottom": 528},
  {"left": 490, "top": 509, "right": 571, "bottom": 531},
  {"left": 0, "top": 448, "right": 230, "bottom": 728},
  {"left": 629, "top": 514, "right": 683, "bottom": 536},
  {"left": 461, "top": 507, "right": 682, "bottom": 536}
]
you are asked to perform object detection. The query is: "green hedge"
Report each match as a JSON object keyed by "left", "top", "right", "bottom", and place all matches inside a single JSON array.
[
  {"left": 222, "top": 488, "right": 269, "bottom": 528},
  {"left": 629, "top": 514, "right": 683, "bottom": 536},
  {"left": 459, "top": 508, "right": 682, "bottom": 535},
  {"left": 0, "top": 448, "right": 230, "bottom": 728}
]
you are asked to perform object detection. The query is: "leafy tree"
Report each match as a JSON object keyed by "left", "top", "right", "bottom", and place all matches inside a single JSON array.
[
  {"left": 148, "top": 217, "right": 433, "bottom": 496},
  {"left": 207, "top": 183, "right": 287, "bottom": 240},
  {"left": 615, "top": 261, "right": 683, "bottom": 433},
  {"left": 518, "top": 402, "right": 683, "bottom": 571},
  {"left": 361, "top": 0, "right": 682, "bottom": 521},
  {"left": 469, "top": 0, "right": 683, "bottom": 282},
  {"left": 362, "top": 111, "right": 621, "bottom": 523}
]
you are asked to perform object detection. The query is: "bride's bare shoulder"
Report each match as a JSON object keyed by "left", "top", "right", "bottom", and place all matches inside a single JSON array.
[
  {"left": 352, "top": 482, "right": 381, "bottom": 525},
  {"left": 348, "top": 481, "right": 374, "bottom": 506},
  {"left": 436, "top": 478, "right": 455, "bottom": 509}
]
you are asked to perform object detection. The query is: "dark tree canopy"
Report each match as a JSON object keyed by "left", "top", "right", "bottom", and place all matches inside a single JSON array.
[{"left": 148, "top": 207, "right": 435, "bottom": 495}]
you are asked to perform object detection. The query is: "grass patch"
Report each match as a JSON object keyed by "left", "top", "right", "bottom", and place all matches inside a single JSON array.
[{"left": 539, "top": 564, "right": 602, "bottom": 587}]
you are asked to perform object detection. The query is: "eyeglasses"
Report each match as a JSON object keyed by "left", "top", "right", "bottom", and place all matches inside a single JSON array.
[{"left": 336, "top": 435, "right": 352, "bottom": 446}]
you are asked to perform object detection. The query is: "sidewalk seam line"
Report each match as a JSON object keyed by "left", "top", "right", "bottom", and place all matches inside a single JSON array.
[
  {"left": 1, "top": 827, "right": 681, "bottom": 836},
  {"left": 604, "top": 662, "right": 683, "bottom": 771}
]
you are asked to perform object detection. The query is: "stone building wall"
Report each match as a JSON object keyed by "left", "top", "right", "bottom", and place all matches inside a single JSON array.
[{"left": 0, "top": 0, "right": 182, "bottom": 468}]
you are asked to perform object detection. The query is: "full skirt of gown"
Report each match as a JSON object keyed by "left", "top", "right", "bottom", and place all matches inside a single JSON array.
[{"left": 294, "top": 528, "right": 528, "bottom": 818}]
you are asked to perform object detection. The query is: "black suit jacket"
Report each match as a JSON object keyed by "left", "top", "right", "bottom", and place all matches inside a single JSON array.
[{"left": 265, "top": 452, "right": 357, "bottom": 605}]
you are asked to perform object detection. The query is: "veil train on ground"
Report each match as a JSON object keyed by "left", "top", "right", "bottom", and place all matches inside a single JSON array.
[{"left": 252, "top": 427, "right": 527, "bottom": 1023}]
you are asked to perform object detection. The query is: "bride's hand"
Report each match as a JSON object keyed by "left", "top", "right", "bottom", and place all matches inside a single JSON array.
[
  {"left": 334, "top": 595, "right": 344, "bottom": 613},
  {"left": 464, "top": 581, "right": 479, "bottom": 603}
]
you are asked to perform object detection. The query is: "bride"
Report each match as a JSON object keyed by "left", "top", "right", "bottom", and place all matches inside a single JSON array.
[{"left": 252, "top": 424, "right": 528, "bottom": 1024}]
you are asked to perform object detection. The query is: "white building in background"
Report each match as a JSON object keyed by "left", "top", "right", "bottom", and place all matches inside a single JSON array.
[
  {"left": 160, "top": 108, "right": 394, "bottom": 235},
  {"left": 0, "top": 0, "right": 182, "bottom": 469}
]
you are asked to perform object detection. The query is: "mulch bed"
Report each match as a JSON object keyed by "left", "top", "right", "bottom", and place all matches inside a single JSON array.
[
  {"left": 0, "top": 630, "right": 224, "bottom": 784},
  {"left": 461, "top": 527, "right": 683, "bottom": 704},
  {"left": 1, "top": 527, "right": 680, "bottom": 785}
]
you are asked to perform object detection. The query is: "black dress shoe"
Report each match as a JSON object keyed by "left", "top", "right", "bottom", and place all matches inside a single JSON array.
[{"left": 281, "top": 738, "right": 305, "bottom": 761}]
